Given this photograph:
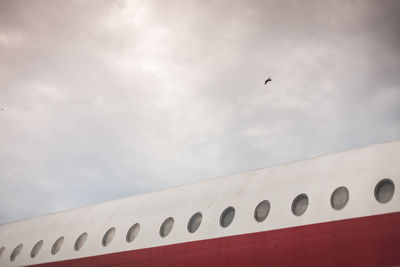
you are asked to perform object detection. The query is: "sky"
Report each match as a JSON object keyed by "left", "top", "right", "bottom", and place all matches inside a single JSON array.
[{"left": 0, "top": 0, "right": 399, "bottom": 224}]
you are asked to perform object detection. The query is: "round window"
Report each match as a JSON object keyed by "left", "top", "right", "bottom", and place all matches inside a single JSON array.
[
  {"left": 292, "top": 193, "right": 308, "bottom": 216},
  {"left": 51, "top": 237, "right": 64, "bottom": 255},
  {"left": 220, "top": 206, "right": 235, "bottom": 228},
  {"left": 10, "top": 244, "right": 23, "bottom": 262},
  {"left": 187, "top": 212, "right": 202, "bottom": 233},
  {"left": 0, "top": 246, "right": 5, "bottom": 258},
  {"left": 159, "top": 217, "right": 174, "bottom": 238},
  {"left": 102, "top": 227, "right": 116, "bottom": 247},
  {"left": 30, "top": 240, "right": 44, "bottom": 258},
  {"left": 375, "top": 179, "right": 395, "bottom": 203},
  {"left": 254, "top": 200, "right": 271, "bottom": 222},
  {"left": 330, "top": 186, "right": 349, "bottom": 210},
  {"left": 126, "top": 223, "right": 140, "bottom": 243},
  {"left": 74, "top": 232, "right": 88, "bottom": 251}
]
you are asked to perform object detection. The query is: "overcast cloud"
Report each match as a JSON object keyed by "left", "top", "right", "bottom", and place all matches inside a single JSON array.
[{"left": 0, "top": 0, "right": 399, "bottom": 224}]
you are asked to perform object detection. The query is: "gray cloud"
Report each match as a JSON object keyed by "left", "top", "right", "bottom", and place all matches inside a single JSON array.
[{"left": 0, "top": 0, "right": 399, "bottom": 224}]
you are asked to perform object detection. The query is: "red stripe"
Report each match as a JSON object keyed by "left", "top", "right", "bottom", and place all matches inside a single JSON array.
[{"left": 29, "top": 212, "right": 400, "bottom": 267}]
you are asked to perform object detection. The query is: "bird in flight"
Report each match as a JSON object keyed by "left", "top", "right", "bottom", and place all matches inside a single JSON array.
[{"left": 265, "top": 77, "right": 272, "bottom": 85}]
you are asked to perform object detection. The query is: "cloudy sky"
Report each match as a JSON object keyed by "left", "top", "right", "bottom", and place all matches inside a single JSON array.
[{"left": 0, "top": 0, "right": 399, "bottom": 224}]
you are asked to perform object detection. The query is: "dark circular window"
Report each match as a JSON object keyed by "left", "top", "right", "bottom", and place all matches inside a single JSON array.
[
  {"left": 220, "top": 206, "right": 235, "bottom": 228},
  {"left": 51, "top": 237, "right": 64, "bottom": 255},
  {"left": 74, "top": 232, "right": 88, "bottom": 251},
  {"left": 187, "top": 212, "right": 202, "bottom": 233},
  {"left": 160, "top": 217, "right": 174, "bottom": 238},
  {"left": 254, "top": 200, "right": 271, "bottom": 222},
  {"left": 126, "top": 223, "right": 140, "bottom": 243},
  {"left": 330, "top": 186, "right": 349, "bottom": 210},
  {"left": 102, "top": 227, "right": 116, "bottom": 247},
  {"left": 30, "top": 240, "right": 44, "bottom": 258},
  {"left": 291, "top": 193, "right": 308, "bottom": 216},
  {"left": 375, "top": 179, "right": 395, "bottom": 203},
  {"left": 10, "top": 244, "right": 23, "bottom": 262}
]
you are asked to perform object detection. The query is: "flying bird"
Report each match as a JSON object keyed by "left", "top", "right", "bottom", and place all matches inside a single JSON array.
[{"left": 265, "top": 77, "right": 272, "bottom": 85}]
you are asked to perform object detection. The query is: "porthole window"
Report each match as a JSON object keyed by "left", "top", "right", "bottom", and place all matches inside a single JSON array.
[
  {"left": 0, "top": 246, "right": 5, "bottom": 257},
  {"left": 30, "top": 240, "right": 43, "bottom": 258},
  {"left": 375, "top": 179, "right": 395, "bottom": 203},
  {"left": 159, "top": 217, "right": 174, "bottom": 238},
  {"left": 126, "top": 223, "right": 140, "bottom": 243},
  {"left": 331, "top": 186, "right": 349, "bottom": 210},
  {"left": 10, "top": 244, "right": 23, "bottom": 262},
  {"left": 74, "top": 232, "right": 88, "bottom": 251},
  {"left": 187, "top": 212, "right": 202, "bottom": 233},
  {"left": 254, "top": 200, "right": 270, "bottom": 222},
  {"left": 102, "top": 227, "right": 116, "bottom": 247},
  {"left": 292, "top": 193, "right": 308, "bottom": 216},
  {"left": 220, "top": 206, "right": 235, "bottom": 228},
  {"left": 51, "top": 237, "right": 64, "bottom": 255}
]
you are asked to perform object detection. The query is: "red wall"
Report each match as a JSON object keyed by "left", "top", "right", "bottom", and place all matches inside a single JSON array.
[{"left": 30, "top": 212, "right": 400, "bottom": 267}]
